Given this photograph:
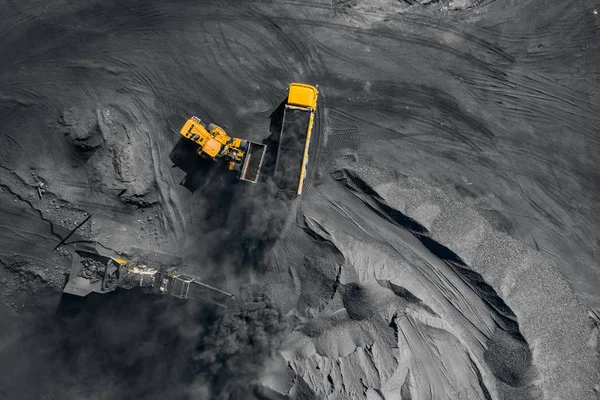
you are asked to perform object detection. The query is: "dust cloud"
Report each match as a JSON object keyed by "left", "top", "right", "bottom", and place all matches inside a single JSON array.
[{"left": 188, "top": 298, "right": 291, "bottom": 400}]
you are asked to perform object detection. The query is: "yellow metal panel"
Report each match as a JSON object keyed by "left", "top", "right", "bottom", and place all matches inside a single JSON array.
[
  {"left": 211, "top": 125, "right": 231, "bottom": 145},
  {"left": 296, "top": 112, "right": 314, "bottom": 195},
  {"left": 288, "top": 83, "right": 318, "bottom": 109},
  {"left": 180, "top": 118, "right": 210, "bottom": 145},
  {"left": 203, "top": 138, "right": 221, "bottom": 158},
  {"left": 180, "top": 119, "right": 194, "bottom": 137}
]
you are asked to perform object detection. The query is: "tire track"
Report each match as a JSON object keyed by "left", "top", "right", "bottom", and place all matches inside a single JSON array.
[
  {"left": 395, "top": 13, "right": 516, "bottom": 62},
  {"left": 117, "top": 12, "right": 511, "bottom": 78},
  {"left": 464, "top": 74, "right": 600, "bottom": 142},
  {"left": 330, "top": 101, "right": 489, "bottom": 155}
]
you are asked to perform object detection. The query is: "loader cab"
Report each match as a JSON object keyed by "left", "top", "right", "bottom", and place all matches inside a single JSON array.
[
  {"left": 287, "top": 83, "right": 319, "bottom": 110},
  {"left": 198, "top": 138, "right": 222, "bottom": 159}
]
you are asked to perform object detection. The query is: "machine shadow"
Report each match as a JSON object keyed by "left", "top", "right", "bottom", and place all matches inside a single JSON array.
[
  {"left": 169, "top": 137, "right": 229, "bottom": 193},
  {"left": 259, "top": 100, "right": 286, "bottom": 183}
]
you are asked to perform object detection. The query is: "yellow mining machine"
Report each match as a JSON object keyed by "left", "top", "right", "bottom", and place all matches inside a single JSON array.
[
  {"left": 63, "top": 244, "right": 241, "bottom": 308},
  {"left": 176, "top": 117, "right": 266, "bottom": 183},
  {"left": 170, "top": 82, "right": 318, "bottom": 194}
]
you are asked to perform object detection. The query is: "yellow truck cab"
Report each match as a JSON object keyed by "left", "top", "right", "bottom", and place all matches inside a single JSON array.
[{"left": 287, "top": 83, "right": 319, "bottom": 110}]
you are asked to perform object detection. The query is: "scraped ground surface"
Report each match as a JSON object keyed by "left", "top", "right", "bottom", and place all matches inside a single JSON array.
[{"left": 0, "top": 0, "right": 599, "bottom": 399}]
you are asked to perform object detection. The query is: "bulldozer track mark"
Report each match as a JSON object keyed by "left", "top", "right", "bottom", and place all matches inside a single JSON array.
[
  {"left": 331, "top": 93, "right": 492, "bottom": 155},
  {"left": 215, "top": 23, "right": 258, "bottom": 85},
  {"left": 466, "top": 77, "right": 600, "bottom": 140},
  {"left": 474, "top": 77, "right": 600, "bottom": 120},
  {"left": 396, "top": 14, "right": 516, "bottom": 63},
  {"left": 118, "top": 91, "right": 187, "bottom": 241},
  {"left": 147, "top": 123, "right": 187, "bottom": 240},
  {"left": 260, "top": 18, "right": 312, "bottom": 72},
  {"left": 207, "top": 16, "right": 294, "bottom": 85},
  {"left": 162, "top": 14, "right": 508, "bottom": 78},
  {"left": 246, "top": 9, "right": 329, "bottom": 81},
  {"left": 237, "top": 26, "right": 296, "bottom": 81},
  {"left": 310, "top": 36, "right": 391, "bottom": 75}
]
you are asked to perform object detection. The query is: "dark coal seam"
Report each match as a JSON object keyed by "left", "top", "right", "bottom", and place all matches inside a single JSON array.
[{"left": 389, "top": 312, "right": 400, "bottom": 343}]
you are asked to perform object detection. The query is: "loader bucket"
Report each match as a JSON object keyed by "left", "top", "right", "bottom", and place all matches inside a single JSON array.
[{"left": 240, "top": 141, "right": 266, "bottom": 183}]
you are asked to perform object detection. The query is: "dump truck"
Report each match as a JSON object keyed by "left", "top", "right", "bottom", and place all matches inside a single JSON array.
[
  {"left": 170, "top": 117, "right": 266, "bottom": 184},
  {"left": 63, "top": 244, "right": 238, "bottom": 308},
  {"left": 273, "top": 83, "right": 319, "bottom": 196}
]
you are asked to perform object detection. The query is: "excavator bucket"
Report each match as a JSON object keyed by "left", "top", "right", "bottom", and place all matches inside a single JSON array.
[{"left": 240, "top": 141, "right": 266, "bottom": 183}]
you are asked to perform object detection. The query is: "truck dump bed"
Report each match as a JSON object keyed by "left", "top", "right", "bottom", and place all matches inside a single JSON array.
[{"left": 274, "top": 106, "right": 313, "bottom": 195}]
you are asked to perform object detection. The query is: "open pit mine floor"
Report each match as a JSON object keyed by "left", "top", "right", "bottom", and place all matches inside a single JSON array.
[{"left": 0, "top": 0, "right": 599, "bottom": 399}]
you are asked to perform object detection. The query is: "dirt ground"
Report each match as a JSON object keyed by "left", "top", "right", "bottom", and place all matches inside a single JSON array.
[{"left": 0, "top": 0, "right": 599, "bottom": 399}]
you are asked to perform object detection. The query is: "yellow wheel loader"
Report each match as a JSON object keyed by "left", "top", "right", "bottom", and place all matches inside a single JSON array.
[{"left": 176, "top": 116, "right": 266, "bottom": 183}]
